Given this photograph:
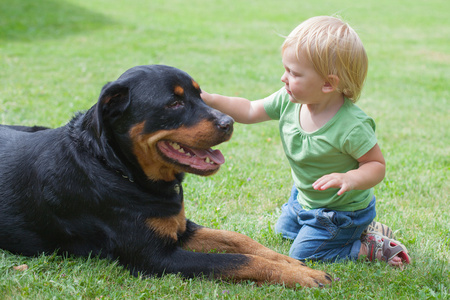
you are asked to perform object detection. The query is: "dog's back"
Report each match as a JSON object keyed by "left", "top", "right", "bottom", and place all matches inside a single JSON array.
[
  {"left": 0, "top": 123, "right": 122, "bottom": 256},
  {"left": 0, "top": 125, "right": 57, "bottom": 254},
  {"left": 0, "top": 115, "right": 186, "bottom": 259}
]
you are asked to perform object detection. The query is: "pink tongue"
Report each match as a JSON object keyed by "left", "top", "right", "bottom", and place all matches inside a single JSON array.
[{"left": 191, "top": 148, "right": 225, "bottom": 165}]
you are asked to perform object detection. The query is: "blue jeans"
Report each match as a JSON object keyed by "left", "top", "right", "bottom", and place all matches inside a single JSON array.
[{"left": 275, "top": 185, "right": 376, "bottom": 262}]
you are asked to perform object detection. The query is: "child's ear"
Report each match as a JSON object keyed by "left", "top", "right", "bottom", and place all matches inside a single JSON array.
[{"left": 322, "top": 75, "right": 340, "bottom": 93}]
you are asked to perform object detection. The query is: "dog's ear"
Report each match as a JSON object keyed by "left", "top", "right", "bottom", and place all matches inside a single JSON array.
[{"left": 93, "top": 81, "right": 131, "bottom": 138}]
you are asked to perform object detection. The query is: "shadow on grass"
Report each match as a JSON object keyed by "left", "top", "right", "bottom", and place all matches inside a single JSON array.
[{"left": 0, "top": 0, "right": 115, "bottom": 41}]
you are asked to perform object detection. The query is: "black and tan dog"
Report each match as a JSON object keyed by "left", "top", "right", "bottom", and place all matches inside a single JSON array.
[{"left": 0, "top": 65, "right": 331, "bottom": 288}]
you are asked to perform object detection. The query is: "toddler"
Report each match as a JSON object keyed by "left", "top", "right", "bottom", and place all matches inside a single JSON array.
[{"left": 201, "top": 16, "right": 410, "bottom": 266}]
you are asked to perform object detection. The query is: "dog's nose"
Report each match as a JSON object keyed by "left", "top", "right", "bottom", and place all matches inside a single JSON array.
[{"left": 217, "top": 115, "right": 234, "bottom": 134}]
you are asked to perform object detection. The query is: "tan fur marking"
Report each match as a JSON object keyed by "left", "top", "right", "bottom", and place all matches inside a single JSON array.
[
  {"left": 182, "top": 227, "right": 329, "bottom": 287},
  {"left": 129, "top": 122, "right": 178, "bottom": 181},
  {"left": 146, "top": 204, "right": 186, "bottom": 240},
  {"left": 129, "top": 121, "right": 146, "bottom": 140},
  {"left": 222, "top": 255, "right": 327, "bottom": 288},
  {"left": 174, "top": 85, "right": 184, "bottom": 96},
  {"left": 183, "top": 227, "right": 306, "bottom": 266},
  {"left": 130, "top": 119, "right": 228, "bottom": 181},
  {"left": 166, "top": 119, "right": 227, "bottom": 148},
  {"left": 192, "top": 80, "right": 200, "bottom": 90}
]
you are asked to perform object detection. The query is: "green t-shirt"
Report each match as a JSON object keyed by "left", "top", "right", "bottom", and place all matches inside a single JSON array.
[{"left": 263, "top": 88, "right": 377, "bottom": 211}]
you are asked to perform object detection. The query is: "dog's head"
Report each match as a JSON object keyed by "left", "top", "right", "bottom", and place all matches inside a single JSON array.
[{"left": 93, "top": 65, "right": 234, "bottom": 182}]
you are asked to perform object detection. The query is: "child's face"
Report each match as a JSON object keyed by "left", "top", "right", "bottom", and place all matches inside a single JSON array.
[{"left": 281, "top": 46, "right": 325, "bottom": 104}]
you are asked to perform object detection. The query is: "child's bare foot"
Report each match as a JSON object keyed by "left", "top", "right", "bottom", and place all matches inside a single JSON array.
[{"left": 359, "top": 233, "right": 411, "bottom": 267}]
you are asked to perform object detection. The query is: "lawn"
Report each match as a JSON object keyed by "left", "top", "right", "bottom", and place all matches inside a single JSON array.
[{"left": 0, "top": 0, "right": 449, "bottom": 299}]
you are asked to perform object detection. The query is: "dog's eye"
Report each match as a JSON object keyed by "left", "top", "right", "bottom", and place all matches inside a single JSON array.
[{"left": 166, "top": 100, "right": 184, "bottom": 109}]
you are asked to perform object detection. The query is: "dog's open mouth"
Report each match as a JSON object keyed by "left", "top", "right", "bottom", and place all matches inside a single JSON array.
[{"left": 157, "top": 140, "right": 225, "bottom": 172}]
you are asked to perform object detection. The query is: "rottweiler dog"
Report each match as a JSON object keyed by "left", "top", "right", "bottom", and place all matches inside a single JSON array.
[{"left": 0, "top": 65, "right": 331, "bottom": 288}]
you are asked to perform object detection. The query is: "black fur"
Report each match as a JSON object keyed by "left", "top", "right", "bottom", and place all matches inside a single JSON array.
[{"left": 0, "top": 65, "right": 240, "bottom": 277}]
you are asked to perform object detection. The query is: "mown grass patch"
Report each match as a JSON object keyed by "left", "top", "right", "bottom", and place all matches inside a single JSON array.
[{"left": 0, "top": 0, "right": 448, "bottom": 298}]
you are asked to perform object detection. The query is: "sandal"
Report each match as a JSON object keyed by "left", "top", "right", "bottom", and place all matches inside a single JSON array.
[
  {"left": 361, "top": 233, "right": 411, "bottom": 264},
  {"left": 362, "top": 221, "right": 396, "bottom": 239}
]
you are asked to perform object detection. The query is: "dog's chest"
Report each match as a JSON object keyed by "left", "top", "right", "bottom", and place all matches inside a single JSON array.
[{"left": 145, "top": 204, "right": 186, "bottom": 241}]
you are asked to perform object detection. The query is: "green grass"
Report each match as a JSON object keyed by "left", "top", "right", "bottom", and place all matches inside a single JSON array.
[{"left": 0, "top": 0, "right": 449, "bottom": 298}]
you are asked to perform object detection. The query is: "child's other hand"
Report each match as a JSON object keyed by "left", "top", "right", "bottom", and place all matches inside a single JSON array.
[
  {"left": 312, "top": 173, "right": 354, "bottom": 196},
  {"left": 313, "top": 145, "right": 386, "bottom": 196}
]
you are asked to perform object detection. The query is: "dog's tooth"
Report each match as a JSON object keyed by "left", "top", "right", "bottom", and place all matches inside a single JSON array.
[
  {"left": 205, "top": 157, "right": 211, "bottom": 163},
  {"left": 172, "top": 142, "right": 180, "bottom": 150},
  {"left": 178, "top": 148, "right": 185, "bottom": 153},
  {"left": 187, "top": 153, "right": 191, "bottom": 157}
]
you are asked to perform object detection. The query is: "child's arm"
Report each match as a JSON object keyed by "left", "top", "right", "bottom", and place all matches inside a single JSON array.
[
  {"left": 312, "top": 144, "right": 386, "bottom": 195},
  {"left": 201, "top": 91, "right": 271, "bottom": 124}
]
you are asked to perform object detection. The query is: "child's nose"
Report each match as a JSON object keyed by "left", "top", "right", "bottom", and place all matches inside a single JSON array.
[{"left": 281, "top": 71, "right": 288, "bottom": 83}]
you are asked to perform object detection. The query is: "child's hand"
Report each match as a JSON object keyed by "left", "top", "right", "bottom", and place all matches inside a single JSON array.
[
  {"left": 313, "top": 145, "right": 386, "bottom": 196},
  {"left": 312, "top": 173, "right": 355, "bottom": 196},
  {"left": 200, "top": 90, "right": 212, "bottom": 104}
]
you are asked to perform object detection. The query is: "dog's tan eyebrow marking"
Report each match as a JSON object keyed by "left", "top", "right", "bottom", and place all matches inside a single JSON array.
[
  {"left": 192, "top": 80, "right": 200, "bottom": 90},
  {"left": 174, "top": 85, "right": 184, "bottom": 96}
]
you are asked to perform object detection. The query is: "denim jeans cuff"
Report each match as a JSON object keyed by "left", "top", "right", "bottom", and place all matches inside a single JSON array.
[{"left": 349, "top": 239, "right": 362, "bottom": 260}]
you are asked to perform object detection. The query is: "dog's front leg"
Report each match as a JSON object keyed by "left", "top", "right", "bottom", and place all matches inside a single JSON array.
[
  {"left": 182, "top": 226, "right": 305, "bottom": 267},
  {"left": 143, "top": 219, "right": 331, "bottom": 287},
  {"left": 156, "top": 248, "right": 331, "bottom": 288}
]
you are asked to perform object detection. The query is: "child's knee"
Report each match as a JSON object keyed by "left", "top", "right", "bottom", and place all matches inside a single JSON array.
[
  {"left": 274, "top": 203, "right": 300, "bottom": 240},
  {"left": 288, "top": 241, "right": 321, "bottom": 261},
  {"left": 275, "top": 218, "right": 298, "bottom": 240}
]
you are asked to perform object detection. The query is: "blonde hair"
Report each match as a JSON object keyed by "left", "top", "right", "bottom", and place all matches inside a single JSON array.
[{"left": 282, "top": 16, "right": 368, "bottom": 102}]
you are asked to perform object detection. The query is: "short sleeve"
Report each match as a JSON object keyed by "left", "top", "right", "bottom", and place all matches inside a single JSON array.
[
  {"left": 342, "top": 119, "right": 377, "bottom": 159},
  {"left": 263, "top": 88, "right": 288, "bottom": 120}
]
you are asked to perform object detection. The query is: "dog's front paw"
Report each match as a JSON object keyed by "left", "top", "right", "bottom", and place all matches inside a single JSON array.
[{"left": 281, "top": 266, "right": 332, "bottom": 288}]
